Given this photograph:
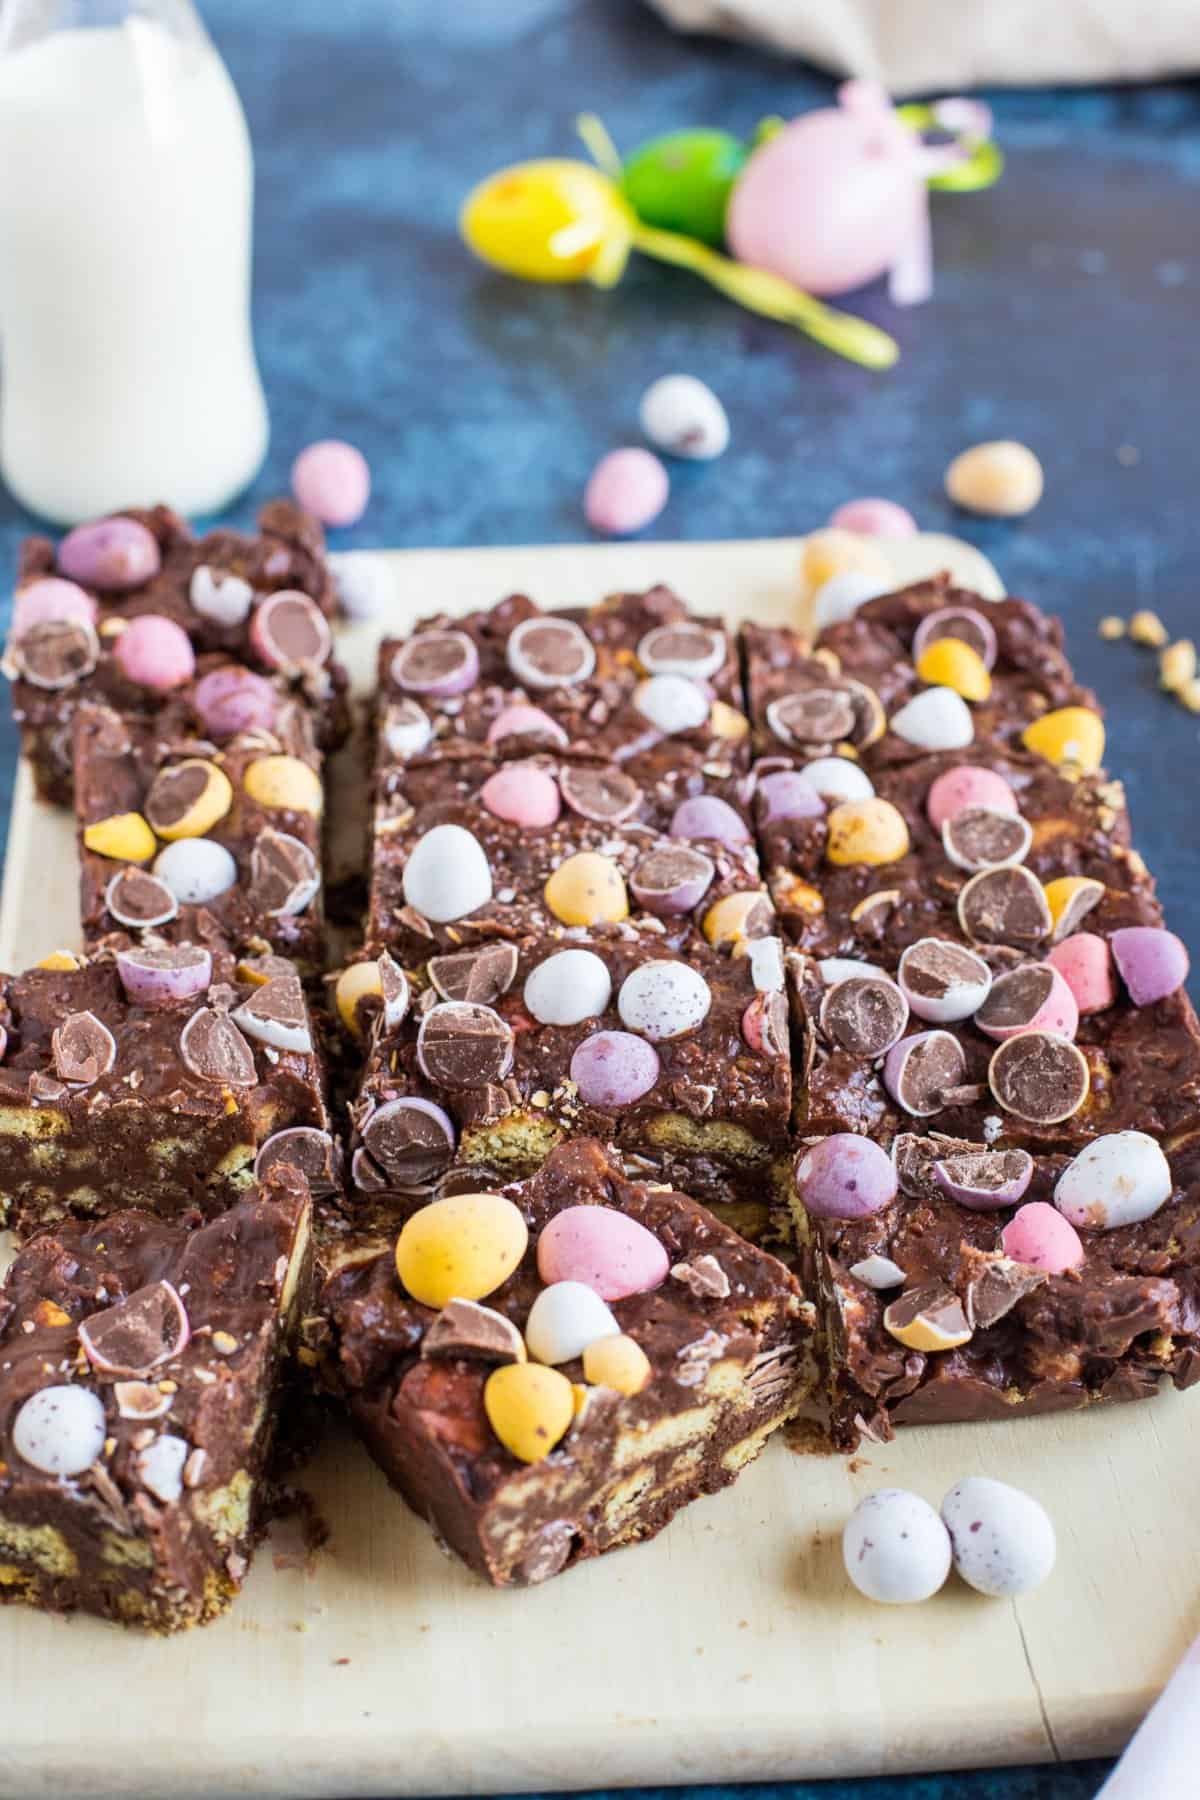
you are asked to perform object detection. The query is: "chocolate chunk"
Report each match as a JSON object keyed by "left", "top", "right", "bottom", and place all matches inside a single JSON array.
[
  {"left": 957, "top": 865, "right": 1052, "bottom": 948},
  {"left": 890, "top": 1032, "right": 967, "bottom": 1116},
  {"left": 820, "top": 976, "right": 908, "bottom": 1057},
  {"left": 12, "top": 617, "right": 100, "bottom": 689},
  {"left": 255, "top": 1126, "right": 338, "bottom": 1194},
  {"left": 670, "top": 1254, "right": 731, "bottom": 1299},
  {"left": 942, "top": 807, "right": 1032, "bottom": 873},
  {"left": 350, "top": 1145, "right": 389, "bottom": 1192},
  {"left": 361, "top": 1097, "right": 455, "bottom": 1187},
  {"left": 766, "top": 687, "right": 856, "bottom": 748},
  {"left": 960, "top": 1250, "right": 1048, "bottom": 1330},
  {"left": 975, "top": 965, "right": 1057, "bottom": 1034},
  {"left": 78, "top": 1280, "right": 190, "bottom": 1377},
  {"left": 144, "top": 762, "right": 212, "bottom": 833},
  {"left": 988, "top": 1030, "right": 1090, "bottom": 1123},
  {"left": 882, "top": 1282, "right": 972, "bottom": 1350},
  {"left": 514, "top": 1520, "right": 576, "bottom": 1585},
  {"left": 105, "top": 867, "right": 178, "bottom": 928},
  {"left": 249, "top": 828, "right": 320, "bottom": 916},
  {"left": 179, "top": 1007, "right": 258, "bottom": 1086},
  {"left": 52, "top": 1011, "right": 116, "bottom": 1085},
  {"left": 233, "top": 974, "right": 312, "bottom": 1051},
  {"left": 421, "top": 1299, "right": 525, "bottom": 1364},
  {"left": 427, "top": 943, "right": 519, "bottom": 1006},
  {"left": 558, "top": 764, "right": 642, "bottom": 823}
]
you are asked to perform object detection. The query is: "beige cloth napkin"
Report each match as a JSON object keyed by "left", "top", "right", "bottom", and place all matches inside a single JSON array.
[{"left": 646, "top": 0, "right": 1200, "bottom": 92}]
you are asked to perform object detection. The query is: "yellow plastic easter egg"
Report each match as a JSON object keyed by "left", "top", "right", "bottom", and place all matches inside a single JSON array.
[
  {"left": 1021, "top": 707, "right": 1105, "bottom": 773},
  {"left": 915, "top": 639, "right": 992, "bottom": 703},
  {"left": 244, "top": 755, "right": 324, "bottom": 815},
  {"left": 826, "top": 798, "right": 910, "bottom": 867},
  {"left": 395, "top": 1193, "right": 529, "bottom": 1310},
  {"left": 461, "top": 160, "right": 636, "bottom": 289},
  {"left": 582, "top": 1333, "right": 651, "bottom": 1396},
  {"left": 82, "top": 811, "right": 157, "bottom": 863},
  {"left": 544, "top": 851, "right": 629, "bottom": 927},
  {"left": 484, "top": 1362, "right": 575, "bottom": 1463}
]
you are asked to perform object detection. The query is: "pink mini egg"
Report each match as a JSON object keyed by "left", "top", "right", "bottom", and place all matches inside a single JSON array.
[
  {"left": 113, "top": 614, "right": 196, "bottom": 692},
  {"left": 479, "top": 764, "right": 560, "bottom": 828},
  {"left": 486, "top": 704, "right": 569, "bottom": 749},
  {"left": 1046, "top": 932, "right": 1116, "bottom": 1016},
  {"left": 926, "top": 765, "right": 1019, "bottom": 830},
  {"left": 1110, "top": 926, "right": 1190, "bottom": 1007},
  {"left": 829, "top": 497, "right": 918, "bottom": 539},
  {"left": 192, "top": 666, "right": 279, "bottom": 738},
  {"left": 291, "top": 439, "right": 371, "bottom": 527},
  {"left": 584, "top": 448, "right": 669, "bottom": 537},
  {"left": 58, "top": 516, "right": 161, "bottom": 590},
  {"left": 537, "top": 1204, "right": 669, "bottom": 1301},
  {"left": 1000, "top": 1201, "right": 1084, "bottom": 1274},
  {"left": 12, "top": 578, "right": 97, "bottom": 637}
]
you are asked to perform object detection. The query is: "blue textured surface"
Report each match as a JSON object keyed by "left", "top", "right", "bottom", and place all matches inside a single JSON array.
[{"left": 3, "top": 1, "right": 1197, "bottom": 1792}]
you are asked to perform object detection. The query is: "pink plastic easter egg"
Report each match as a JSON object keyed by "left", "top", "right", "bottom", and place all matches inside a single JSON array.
[
  {"left": 1046, "top": 932, "right": 1116, "bottom": 1016},
  {"left": 12, "top": 578, "right": 98, "bottom": 637},
  {"left": 479, "top": 763, "right": 561, "bottom": 828},
  {"left": 537, "top": 1204, "right": 669, "bottom": 1301},
  {"left": 1000, "top": 1201, "right": 1084, "bottom": 1274},
  {"left": 113, "top": 614, "right": 196, "bottom": 692},
  {"left": 584, "top": 449, "right": 668, "bottom": 537},
  {"left": 829, "top": 498, "right": 918, "bottom": 539},
  {"left": 926, "top": 765, "right": 1019, "bottom": 831},
  {"left": 291, "top": 439, "right": 371, "bottom": 527},
  {"left": 726, "top": 96, "right": 921, "bottom": 296}
]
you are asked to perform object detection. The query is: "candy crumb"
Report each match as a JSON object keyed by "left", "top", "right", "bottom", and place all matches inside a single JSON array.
[
  {"left": 1129, "top": 609, "right": 1168, "bottom": 648},
  {"left": 1160, "top": 639, "right": 1196, "bottom": 693},
  {"left": 1097, "top": 616, "right": 1126, "bottom": 641}
]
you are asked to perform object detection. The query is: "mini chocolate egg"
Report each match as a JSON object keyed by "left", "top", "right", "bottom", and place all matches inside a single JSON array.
[
  {"left": 584, "top": 448, "right": 669, "bottom": 536},
  {"left": 153, "top": 839, "right": 238, "bottom": 906},
  {"left": 83, "top": 811, "right": 157, "bottom": 864},
  {"left": 1000, "top": 1201, "right": 1084, "bottom": 1273},
  {"left": 637, "top": 621, "right": 727, "bottom": 681},
  {"left": 926, "top": 765, "right": 1018, "bottom": 830},
  {"left": 812, "top": 570, "right": 891, "bottom": 631},
  {"left": 582, "top": 1332, "right": 651, "bottom": 1395},
  {"left": 798, "top": 757, "right": 875, "bottom": 805},
  {"left": 192, "top": 666, "right": 279, "bottom": 739},
  {"left": 487, "top": 703, "right": 569, "bottom": 749},
  {"left": 794, "top": 1134, "right": 897, "bottom": 1221},
  {"left": 569, "top": 1030, "right": 661, "bottom": 1107},
  {"left": 882, "top": 1030, "right": 967, "bottom": 1116},
  {"left": 941, "top": 1476, "right": 1056, "bottom": 1597},
  {"left": 1054, "top": 1131, "right": 1172, "bottom": 1230},
  {"left": 633, "top": 672, "right": 710, "bottom": 735},
  {"left": 842, "top": 1489, "right": 952, "bottom": 1605},
  {"left": 484, "top": 1362, "right": 575, "bottom": 1464},
  {"left": 113, "top": 614, "right": 195, "bottom": 692},
  {"left": 395, "top": 1192, "right": 528, "bottom": 1309},
  {"left": 537, "top": 1204, "right": 669, "bottom": 1300},
  {"left": 974, "top": 963, "right": 1078, "bottom": 1042},
  {"left": 1021, "top": 706, "right": 1105, "bottom": 773},
  {"left": 403, "top": 823, "right": 493, "bottom": 923},
  {"left": 847, "top": 1254, "right": 906, "bottom": 1289},
  {"left": 819, "top": 956, "right": 885, "bottom": 985},
  {"left": 145, "top": 759, "right": 234, "bottom": 841},
  {"left": 617, "top": 960, "right": 711, "bottom": 1040},
  {"left": 392, "top": 629, "right": 480, "bottom": 697},
  {"left": 755, "top": 770, "right": 827, "bottom": 823},
  {"left": 544, "top": 851, "right": 628, "bottom": 928},
  {"left": 799, "top": 528, "right": 893, "bottom": 600},
  {"left": 825, "top": 798, "right": 910, "bottom": 866},
  {"left": 524, "top": 1281, "right": 620, "bottom": 1365},
  {"left": 747, "top": 934, "right": 785, "bottom": 994},
  {"left": 987, "top": 1032, "right": 1090, "bottom": 1124},
  {"left": 523, "top": 949, "right": 612, "bottom": 1026},
  {"left": 897, "top": 938, "right": 992, "bottom": 1025},
  {"left": 12, "top": 577, "right": 97, "bottom": 635},
  {"left": 911, "top": 605, "right": 999, "bottom": 672},
  {"left": 1110, "top": 926, "right": 1190, "bottom": 1006},
  {"left": 890, "top": 686, "right": 974, "bottom": 751},
  {"left": 1043, "top": 875, "right": 1104, "bottom": 943},
  {"left": 479, "top": 763, "right": 561, "bottom": 828},
  {"left": 58, "top": 516, "right": 160, "bottom": 590},
  {"left": 828, "top": 497, "right": 917, "bottom": 539},
  {"left": 506, "top": 616, "right": 595, "bottom": 690},
  {"left": 669, "top": 794, "right": 750, "bottom": 847},
  {"left": 291, "top": 439, "right": 371, "bottom": 526},
  {"left": 945, "top": 440, "right": 1043, "bottom": 518},
  {"left": 189, "top": 565, "right": 254, "bottom": 628},
  {"left": 243, "top": 755, "right": 323, "bottom": 816},
  {"left": 639, "top": 374, "right": 729, "bottom": 461},
  {"left": 1046, "top": 932, "right": 1116, "bottom": 1015},
  {"left": 11, "top": 1384, "right": 108, "bottom": 1477},
  {"left": 702, "top": 889, "right": 775, "bottom": 948}
]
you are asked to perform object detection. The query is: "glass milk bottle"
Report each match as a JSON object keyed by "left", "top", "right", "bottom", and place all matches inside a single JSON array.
[{"left": 0, "top": 0, "right": 269, "bottom": 523}]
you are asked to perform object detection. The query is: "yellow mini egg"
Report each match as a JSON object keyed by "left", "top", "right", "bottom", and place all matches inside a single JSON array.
[
  {"left": 82, "top": 811, "right": 157, "bottom": 863},
  {"left": 826, "top": 799, "right": 911, "bottom": 867},
  {"left": 1021, "top": 707, "right": 1105, "bottom": 773},
  {"left": 145, "top": 759, "right": 234, "bottom": 841},
  {"left": 335, "top": 961, "right": 383, "bottom": 1038},
  {"left": 915, "top": 639, "right": 992, "bottom": 703},
  {"left": 544, "top": 851, "right": 628, "bottom": 927},
  {"left": 1044, "top": 875, "right": 1105, "bottom": 940},
  {"left": 37, "top": 950, "right": 82, "bottom": 972},
  {"left": 582, "top": 1333, "right": 651, "bottom": 1396},
  {"left": 702, "top": 889, "right": 774, "bottom": 948},
  {"left": 243, "top": 754, "right": 324, "bottom": 816},
  {"left": 395, "top": 1193, "right": 529, "bottom": 1310},
  {"left": 799, "top": 529, "right": 892, "bottom": 603},
  {"left": 945, "top": 440, "right": 1043, "bottom": 518},
  {"left": 709, "top": 699, "right": 749, "bottom": 742},
  {"left": 484, "top": 1362, "right": 575, "bottom": 1464}
]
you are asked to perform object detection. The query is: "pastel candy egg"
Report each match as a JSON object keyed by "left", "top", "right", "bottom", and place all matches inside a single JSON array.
[
  {"left": 11, "top": 1384, "right": 108, "bottom": 1477},
  {"left": 291, "top": 439, "right": 371, "bottom": 526},
  {"left": 756, "top": 770, "right": 826, "bottom": 823},
  {"left": 1000, "top": 1201, "right": 1084, "bottom": 1273},
  {"left": 243, "top": 755, "right": 323, "bottom": 815},
  {"left": 537, "top": 1204, "right": 669, "bottom": 1300},
  {"left": 523, "top": 949, "right": 612, "bottom": 1026},
  {"left": 404, "top": 823, "right": 493, "bottom": 923},
  {"left": 480, "top": 763, "right": 561, "bottom": 828},
  {"left": 113, "top": 614, "right": 195, "bottom": 692},
  {"left": 394, "top": 1192, "right": 528, "bottom": 1309},
  {"left": 486, "top": 704, "right": 569, "bottom": 750},
  {"left": 639, "top": 374, "right": 729, "bottom": 461},
  {"left": 569, "top": 1031, "right": 661, "bottom": 1106},
  {"left": 890, "top": 687, "right": 974, "bottom": 752},
  {"left": 945, "top": 440, "right": 1044, "bottom": 518},
  {"left": 484, "top": 1362, "right": 574, "bottom": 1464},
  {"left": 941, "top": 1477, "right": 1056, "bottom": 1598},
  {"left": 544, "top": 851, "right": 628, "bottom": 927},
  {"left": 974, "top": 963, "right": 1079, "bottom": 1042},
  {"left": 826, "top": 798, "right": 910, "bottom": 866},
  {"left": 618, "top": 960, "right": 711, "bottom": 1040},
  {"left": 812, "top": 570, "right": 891, "bottom": 631},
  {"left": 1047, "top": 932, "right": 1116, "bottom": 1015},
  {"left": 525, "top": 1281, "right": 620, "bottom": 1365},
  {"left": 799, "top": 757, "right": 875, "bottom": 805},
  {"left": 1110, "top": 926, "right": 1190, "bottom": 1006},
  {"left": 192, "top": 666, "right": 278, "bottom": 738},
  {"left": 154, "top": 838, "right": 238, "bottom": 906},
  {"left": 794, "top": 1134, "right": 897, "bottom": 1222},
  {"left": 584, "top": 448, "right": 669, "bottom": 536},
  {"left": 670, "top": 794, "right": 750, "bottom": 847},
  {"left": 702, "top": 889, "right": 774, "bottom": 948},
  {"left": 58, "top": 516, "right": 161, "bottom": 590},
  {"left": 82, "top": 812, "right": 157, "bottom": 863},
  {"left": 828, "top": 497, "right": 918, "bottom": 539},
  {"left": 799, "top": 528, "right": 893, "bottom": 600},
  {"left": 1021, "top": 707, "right": 1105, "bottom": 773},
  {"left": 842, "top": 1489, "right": 952, "bottom": 1605},
  {"left": 1043, "top": 876, "right": 1104, "bottom": 942},
  {"left": 915, "top": 638, "right": 991, "bottom": 702},
  {"left": 583, "top": 1332, "right": 651, "bottom": 1395},
  {"left": 926, "top": 765, "right": 1018, "bottom": 830},
  {"left": 709, "top": 699, "right": 750, "bottom": 741},
  {"left": 1054, "top": 1131, "right": 1172, "bottom": 1230},
  {"left": 13, "top": 578, "right": 97, "bottom": 636},
  {"left": 634, "top": 672, "right": 710, "bottom": 735},
  {"left": 145, "top": 759, "right": 234, "bottom": 841}
]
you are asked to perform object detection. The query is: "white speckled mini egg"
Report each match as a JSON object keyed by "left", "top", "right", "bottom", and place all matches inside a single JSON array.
[
  {"left": 639, "top": 374, "right": 730, "bottom": 461},
  {"left": 941, "top": 1476, "right": 1056, "bottom": 1598},
  {"left": 842, "top": 1488, "right": 952, "bottom": 1604}
]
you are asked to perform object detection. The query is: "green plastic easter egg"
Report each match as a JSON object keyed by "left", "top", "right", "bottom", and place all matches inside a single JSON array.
[{"left": 620, "top": 129, "right": 748, "bottom": 247}]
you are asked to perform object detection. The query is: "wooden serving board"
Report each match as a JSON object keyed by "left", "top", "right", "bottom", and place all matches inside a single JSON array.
[{"left": 0, "top": 535, "right": 1183, "bottom": 1799}]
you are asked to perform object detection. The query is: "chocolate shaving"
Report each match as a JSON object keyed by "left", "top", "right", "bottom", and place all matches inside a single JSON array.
[
  {"left": 558, "top": 764, "right": 642, "bottom": 823},
  {"left": 11, "top": 617, "right": 99, "bottom": 689},
  {"left": 52, "top": 1011, "right": 116, "bottom": 1085},
  {"left": 421, "top": 1299, "right": 525, "bottom": 1364},
  {"left": 958, "top": 865, "right": 1052, "bottom": 948},
  {"left": 179, "top": 1007, "right": 258, "bottom": 1085},
  {"left": 427, "top": 943, "right": 519, "bottom": 1006},
  {"left": 670, "top": 1254, "right": 731, "bottom": 1299},
  {"left": 820, "top": 976, "right": 908, "bottom": 1058},
  {"left": 249, "top": 829, "right": 320, "bottom": 917}
]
